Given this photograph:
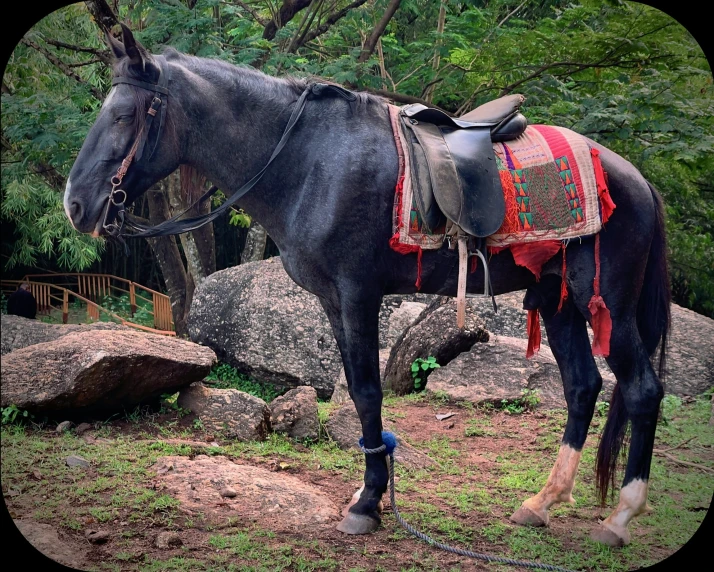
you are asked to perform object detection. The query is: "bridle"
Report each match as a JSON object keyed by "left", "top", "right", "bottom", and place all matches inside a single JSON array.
[
  {"left": 99, "top": 57, "right": 356, "bottom": 246},
  {"left": 101, "top": 55, "right": 170, "bottom": 240}
]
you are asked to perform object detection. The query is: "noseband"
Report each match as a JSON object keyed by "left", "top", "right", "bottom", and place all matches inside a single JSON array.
[{"left": 100, "top": 58, "right": 356, "bottom": 244}]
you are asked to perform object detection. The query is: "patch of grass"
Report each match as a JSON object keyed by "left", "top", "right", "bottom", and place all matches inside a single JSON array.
[{"left": 205, "top": 362, "right": 284, "bottom": 402}]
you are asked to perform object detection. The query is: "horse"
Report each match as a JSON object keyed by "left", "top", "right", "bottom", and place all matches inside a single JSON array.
[{"left": 63, "top": 25, "right": 670, "bottom": 549}]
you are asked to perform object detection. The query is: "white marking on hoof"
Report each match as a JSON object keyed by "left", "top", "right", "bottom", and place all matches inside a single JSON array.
[
  {"left": 342, "top": 484, "right": 382, "bottom": 518},
  {"left": 597, "top": 479, "right": 649, "bottom": 546}
]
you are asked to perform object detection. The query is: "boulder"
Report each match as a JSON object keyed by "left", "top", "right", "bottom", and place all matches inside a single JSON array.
[
  {"left": 425, "top": 335, "right": 617, "bottom": 409},
  {"left": 0, "top": 331, "right": 216, "bottom": 414},
  {"left": 187, "top": 258, "right": 341, "bottom": 399},
  {"left": 664, "top": 305, "right": 714, "bottom": 397},
  {"left": 325, "top": 403, "right": 435, "bottom": 470},
  {"left": 177, "top": 383, "right": 271, "bottom": 441},
  {"left": 471, "top": 291, "right": 714, "bottom": 398},
  {"left": 378, "top": 293, "right": 437, "bottom": 349},
  {"left": 384, "top": 301, "right": 428, "bottom": 349},
  {"left": 269, "top": 386, "right": 319, "bottom": 440},
  {"left": 1, "top": 315, "right": 129, "bottom": 356},
  {"left": 154, "top": 455, "right": 339, "bottom": 526},
  {"left": 383, "top": 297, "right": 489, "bottom": 394},
  {"left": 331, "top": 348, "right": 391, "bottom": 405}
]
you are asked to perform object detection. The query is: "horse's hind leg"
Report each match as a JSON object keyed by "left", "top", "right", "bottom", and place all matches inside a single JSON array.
[
  {"left": 590, "top": 315, "right": 663, "bottom": 547},
  {"left": 510, "top": 274, "right": 603, "bottom": 527},
  {"left": 318, "top": 289, "right": 387, "bottom": 534}
]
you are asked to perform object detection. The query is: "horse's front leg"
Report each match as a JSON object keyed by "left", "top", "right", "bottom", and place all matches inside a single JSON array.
[{"left": 319, "top": 292, "right": 387, "bottom": 534}]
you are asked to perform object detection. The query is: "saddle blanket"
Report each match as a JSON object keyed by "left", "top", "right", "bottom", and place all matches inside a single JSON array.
[{"left": 388, "top": 105, "right": 615, "bottom": 255}]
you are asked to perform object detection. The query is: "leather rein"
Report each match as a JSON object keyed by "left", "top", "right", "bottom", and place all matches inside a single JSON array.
[{"left": 102, "top": 57, "right": 355, "bottom": 244}]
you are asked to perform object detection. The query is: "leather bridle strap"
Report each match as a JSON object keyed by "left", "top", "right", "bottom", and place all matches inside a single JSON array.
[{"left": 122, "top": 82, "right": 325, "bottom": 238}]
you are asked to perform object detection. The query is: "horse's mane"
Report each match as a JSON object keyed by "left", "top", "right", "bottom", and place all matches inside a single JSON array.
[{"left": 160, "top": 47, "right": 384, "bottom": 108}]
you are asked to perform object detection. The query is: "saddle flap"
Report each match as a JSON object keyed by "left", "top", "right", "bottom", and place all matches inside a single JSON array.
[{"left": 401, "top": 116, "right": 506, "bottom": 238}]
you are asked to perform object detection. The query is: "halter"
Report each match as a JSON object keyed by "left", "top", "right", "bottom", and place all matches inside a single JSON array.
[{"left": 99, "top": 61, "right": 356, "bottom": 243}]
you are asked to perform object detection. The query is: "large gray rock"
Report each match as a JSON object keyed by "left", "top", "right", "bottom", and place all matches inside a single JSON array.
[
  {"left": 384, "top": 301, "right": 428, "bottom": 349},
  {"left": 470, "top": 291, "right": 713, "bottom": 398},
  {"left": 269, "top": 386, "right": 319, "bottom": 440},
  {"left": 0, "top": 330, "right": 216, "bottom": 414},
  {"left": 188, "top": 258, "right": 341, "bottom": 399},
  {"left": 378, "top": 293, "right": 437, "bottom": 349},
  {"left": 187, "top": 258, "right": 438, "bottom": 399},
  {"left": 383, "top": 297, "right": 489, "bottom": 394},
  {"left": 178, "top": 383, "right": 271, "bottom": 441},
  {"left": 1, "top": 315, "right": 129, "bottom": 356},
  {"left": 331, "top": 348, "right": 391, "bottom": 405},
  {"left": 425, "top": 335, "right": 616, "bottom": 409},
  {"left": 664, "top": 305, "right": 714, "bottom": 396}
]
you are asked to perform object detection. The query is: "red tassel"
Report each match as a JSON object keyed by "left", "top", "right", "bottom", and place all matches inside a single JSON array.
[
  {"left": 591, "top": 148, "right": 616, "bottom": 224},
  {"left": 526, "top": 308, "right": 541, "bottom": 358},
  {"left": 470, "top": 254, "right": 478, "bottom": 273},
  {"left": 557, "top": 242, "right": 568, "bottom": 313},
  {"left": 588, "top": 234, "right": 612, "bottom": 356}
]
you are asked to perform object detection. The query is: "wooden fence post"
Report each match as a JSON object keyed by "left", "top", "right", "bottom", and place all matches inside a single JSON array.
[
  {"left": 62, "top": 290, "right": 69, "bottom": 324},
  {"left": 130, "top": 282, "right": 136, "bottom": 316}
]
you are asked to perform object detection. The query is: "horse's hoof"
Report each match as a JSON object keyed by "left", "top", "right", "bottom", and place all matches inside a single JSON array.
[
  {"left": 336, "top": 512, "right": 380, "bottom": 535},
  {"left": 509, "top": 505, "right": 548, "bottom": 527},
  {"left": 590, "top": 523, "right": 629, "bottom": 547}
]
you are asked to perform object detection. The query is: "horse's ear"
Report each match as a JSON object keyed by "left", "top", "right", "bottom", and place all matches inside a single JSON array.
[
  {"left": 119, "top": 23, "right": 149, "bottom": 71},
  {"left": 106, "top": 30, "right": 126, "bottom": 60}
]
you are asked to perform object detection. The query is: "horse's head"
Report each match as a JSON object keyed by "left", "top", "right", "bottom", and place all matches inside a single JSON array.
[{"left": 64, "top": 24, "right": 180, "bottom": 235}]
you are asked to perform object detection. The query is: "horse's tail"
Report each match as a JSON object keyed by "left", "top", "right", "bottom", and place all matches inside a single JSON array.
[{"left": 595, "top": 181, "right": 671, "bottom": 505}]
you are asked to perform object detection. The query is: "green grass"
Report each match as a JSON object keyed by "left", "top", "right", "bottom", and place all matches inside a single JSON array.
[
  {"left": 2, "top": 391, "right": 711, "bottom": 572},
  {"left": 204, "top": 362, "right": 285, "bottom": 402}
]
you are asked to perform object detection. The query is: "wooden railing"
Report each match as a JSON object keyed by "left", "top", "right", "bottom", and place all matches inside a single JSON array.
[{"left": 2, "top": 273, "right": 175, "bottom": 335}]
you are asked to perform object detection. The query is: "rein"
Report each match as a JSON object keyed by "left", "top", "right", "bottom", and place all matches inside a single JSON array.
[{"left": 101, "top": 61, "right": 355, "bottom": 242}]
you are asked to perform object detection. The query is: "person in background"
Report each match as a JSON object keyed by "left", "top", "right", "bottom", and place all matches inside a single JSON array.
[{"left": 7, "top": 282, "right": 37, "bottom": 319}]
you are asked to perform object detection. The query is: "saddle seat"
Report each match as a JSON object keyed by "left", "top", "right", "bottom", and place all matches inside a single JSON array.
[{"left": 399, "top": 94, "right": 527, "bottom": 238}]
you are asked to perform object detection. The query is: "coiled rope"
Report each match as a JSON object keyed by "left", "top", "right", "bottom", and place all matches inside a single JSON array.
[{"left": 360, "top": 432, "right": 578, "bottom": 572}]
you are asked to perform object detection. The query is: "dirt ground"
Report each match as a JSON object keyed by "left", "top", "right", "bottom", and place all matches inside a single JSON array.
[{"left": 3, "top": 394, "right": 712, "bottom": 572}]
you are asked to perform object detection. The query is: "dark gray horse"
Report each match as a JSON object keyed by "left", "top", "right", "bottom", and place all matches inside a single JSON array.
[{"left": 64, "top": 26, "right": 670, "bottom": 548}]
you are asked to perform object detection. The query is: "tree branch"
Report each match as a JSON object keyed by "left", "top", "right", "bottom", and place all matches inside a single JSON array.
[
  {"left": 263, "top": 0, "right": 313, "bottom": 41},
  {"left": 21, "top": 38, "right": 103, "bottom": 101},
  {"left": 45, "top": 39, "right": 112, "bottom": 66},
  {"left": 232, "top": 0, "right": 268, "bottom": 26},
  {"left": 84, "top": 0, "right": 120, "bottom": 36},
  {"left": 293, "top": 0, "right": 369, "bottom": 50},
  {"left": 357, "top": 0, "right": 402, "bottom": 63}
]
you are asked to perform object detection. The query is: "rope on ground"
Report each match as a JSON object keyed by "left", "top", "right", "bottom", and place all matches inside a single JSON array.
[{"left": 360, "top": 431, "right": 579, "bottom": 572}]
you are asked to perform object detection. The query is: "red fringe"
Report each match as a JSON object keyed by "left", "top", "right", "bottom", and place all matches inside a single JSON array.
[
  {"left": 526, "top": 308, "right": 541, "bottom": 359},
  {"left": 591, "top": 148, "right": 616, "bottom": 224},
  {"left": 470, "top": 254, "right": 478, "bottom": 273},
  {"left": 389, "top": 173, "right": 423, "bottom": 289},
  {"left": 588, "top": 234, "right": 612, "bottom": 356},
  {"left": 557, "top": 241, "right": 568, "bottom": 312}
]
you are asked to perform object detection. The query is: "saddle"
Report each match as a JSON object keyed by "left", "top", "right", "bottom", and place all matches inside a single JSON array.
[{"left": 399, "top": 94, "right": 527, "bottom": 238}]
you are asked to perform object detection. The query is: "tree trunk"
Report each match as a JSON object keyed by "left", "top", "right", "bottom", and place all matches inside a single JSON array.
[
  {"left": 144, "top": 189, "right": 191, "bottom": 336},
  {"left": 263, "top": 0, "right": 313, "bottom": 40},
  {"left": 357, "top": 0, "right": 403, "bottom": 63},
  {"left": 241, "top": 220, "right": 268, "bottom": 263}
]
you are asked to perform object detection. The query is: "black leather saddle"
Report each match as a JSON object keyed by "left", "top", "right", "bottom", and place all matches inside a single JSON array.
[{"left": 399, "top": 94, "right": 527, "bottom": 237}]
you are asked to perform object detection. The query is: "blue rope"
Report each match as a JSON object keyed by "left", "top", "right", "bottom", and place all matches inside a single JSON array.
[{"left": 359, "top": 432, "right": 578, "bottom": 572}]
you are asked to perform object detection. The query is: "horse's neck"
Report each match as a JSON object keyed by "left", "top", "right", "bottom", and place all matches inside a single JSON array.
[{"left": 173, "top": 60, "right": 300, "bottom": 218}]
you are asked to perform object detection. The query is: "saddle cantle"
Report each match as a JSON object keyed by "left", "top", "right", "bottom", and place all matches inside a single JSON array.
[{"left": 399, "top": 94, "right": 527, "bottom": 237}]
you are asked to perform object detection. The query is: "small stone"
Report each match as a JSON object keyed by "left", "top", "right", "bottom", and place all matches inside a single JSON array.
[
  {"left": 7, "top": 488, "right": 21, "bottom": 497},
  {"left": 66, "top": 455, "right": 90, "bottom": 468},
  {"left": 435, "top": 412, "right": 455, "bottom": 421},
  {"left": 31, "top": 469, "right": 43, "bottom": 480},
  {"left": 56, "top": 421, "right": 72, "bottom": 433},
  {"left": 219, "top": 486, "right": 237, "bottom": 498},
  {"left": 156, "top": 462, "right": 174, "bottom": 475},
  {"left": 75, "top": 423, "right": 93, "bottom": 435},
  {"left": 85, "top": 530, "right": 110, "bottom": 544},
  {"left": 155, "top": 531, "right": 182, "bottom": 549}
]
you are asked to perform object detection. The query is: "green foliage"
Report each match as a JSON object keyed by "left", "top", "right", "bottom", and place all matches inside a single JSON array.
[
  {"left": 1, "top": 405, "right": 33, "bottom": 426},
  {"left": 2, "top": 0, "right": 711, "bottom": 315},
  {"left": 410, "top": 355, "right": 440, "bottom": 390},
  {"left": 499, "top": 389, "right": 541, "bottom": 414},
  {"left": 205, "top": 362, "right": 284, "bottom": 402}
]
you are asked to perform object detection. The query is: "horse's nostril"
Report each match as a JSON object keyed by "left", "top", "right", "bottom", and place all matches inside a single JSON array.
[{"left": 70, "top": 200, "right": 83, "bottom": 221}]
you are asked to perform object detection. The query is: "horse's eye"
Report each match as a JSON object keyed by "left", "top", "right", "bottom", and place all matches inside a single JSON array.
[{"left": 114, "top": 115, "right": 132, "bottom": 124}]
